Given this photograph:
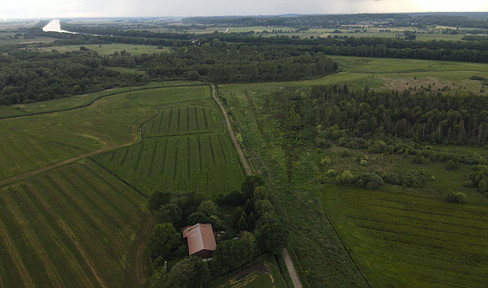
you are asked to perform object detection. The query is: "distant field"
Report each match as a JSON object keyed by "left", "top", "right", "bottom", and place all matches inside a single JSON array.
[
  {"left": 94, "top": 87, "right": 244, "bottom": 196},
  {"left": 0, "top": 160, "right": 150, "bottom": 288},
  {"left": 323, "top": 185, "right": 488, "bottom": 288},
  {"left": 221, "top": 56, "right": 488, "bottom": 96},
  {"left": 0, "top": 81, "right": 204, "bottom": 119},
  {"left": 31, "top": 43, "right": 170, "bottom": 55}
]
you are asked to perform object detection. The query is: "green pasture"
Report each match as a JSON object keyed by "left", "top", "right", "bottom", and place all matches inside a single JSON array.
[
  {"left": 322, "top": 185, "right": 488, "bottom": 288},
  {"left": 0, "top": 81, "right": 204, "bottom": 118},
  {"left": 33, "top": 43, "right": 170, "bottom": 55},
  {"left": 221, "top": 56, "right": 488, "bottom": 96},
  {"left": 0, "top": 84, "right": 205, "bottom": 183},
  {"left": 94, "top": 88, "right": 244, "bottom": 196},
  {"left": 0, "top": 160, "right": 150, "bottom": 288}
]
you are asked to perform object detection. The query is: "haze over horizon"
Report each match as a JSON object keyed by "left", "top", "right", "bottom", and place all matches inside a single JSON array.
[{"left": 1, "top": 0, "right": 487, "bottom": 20}]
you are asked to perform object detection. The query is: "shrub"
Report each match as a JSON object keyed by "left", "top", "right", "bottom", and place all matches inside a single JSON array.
[
  {"left": 357, "top": 173, "right": 384, "bottom": 190},
  {"left": 383, "top": 173, "right": 401, "bottom": 185},
  {"left": 340, "top": 148, "right": 352, "bottom": 157},
  {"left": 326, "top": 169, "right": 337, "bottom": 178},
  {"left": 336, "top": 170, "right": 354, "bottom": 184},
  {"left": 445, "top": 160, "right": 458, "bottom": 170},
  {"left": 360, "top": 159, "right": 368, "bottom": 166},
  {"left": 401, "top": 170, "right": 425, "bottom": 188},
  {"left": 446, "top": 192, "right": 466, "bottom": 203}
]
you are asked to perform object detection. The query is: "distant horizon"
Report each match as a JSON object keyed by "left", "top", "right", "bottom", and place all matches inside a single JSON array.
[
  {"left": 2, "top": 11, "right": 488, "bottom": 21},
  {"left": 2, "top": 0, "right": 487, "bottom": 20}
]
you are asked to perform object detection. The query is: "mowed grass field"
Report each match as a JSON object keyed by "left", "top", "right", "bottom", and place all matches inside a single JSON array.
[
  {"left": 0, "top": 159, "right": 150, "bottom": 288},
  {"left": 94, "top": 86, "right": 244, "bottom": 196},
  {"left": 0, "top": 84, "right": 206, "bottom": 183},
  {"left": 322, "top": 185, "right": 488, "bottom": 288}
]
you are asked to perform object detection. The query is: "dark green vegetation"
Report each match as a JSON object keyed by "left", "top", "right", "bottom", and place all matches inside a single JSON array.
[
  {"left": 147, "top": 175, "right": 290, "bottom": 288},
  {"left": 93, "top": 85, "right": 244, "bottom": 196}
]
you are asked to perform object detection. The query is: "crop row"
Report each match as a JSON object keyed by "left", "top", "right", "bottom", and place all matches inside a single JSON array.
[
  {"left": 94, "top": 133, "right": 244, "bottom": 197},
  {"left": 325, "top": 187, "right": 488, "bottom": 288},
  {"left": 0, "top": 160, "right": 147, "bottom": 288},
  {"left": 143, "top": 105, "right": 222, "bottom": 137}
]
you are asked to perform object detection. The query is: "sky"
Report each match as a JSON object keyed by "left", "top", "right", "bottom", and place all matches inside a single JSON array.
[{"left": 1, "top": 0, "right": 487, "bottom": 19}]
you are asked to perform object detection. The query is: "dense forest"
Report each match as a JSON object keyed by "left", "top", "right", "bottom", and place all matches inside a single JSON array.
[
  {"left": 310, "top": 85, "right": 488, "bottom": 146},
  {"left": 0, "top": 41, "right": 336, "bottom": 105}
]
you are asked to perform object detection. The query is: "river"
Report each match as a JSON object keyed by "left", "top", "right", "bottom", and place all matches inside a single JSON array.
[{"left": 42, "top": 20, "right": 77, "bottom": 34}]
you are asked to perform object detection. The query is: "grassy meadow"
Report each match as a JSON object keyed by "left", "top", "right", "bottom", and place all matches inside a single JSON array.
[
  {"left": 0, "top": 160, "right": 150, "bottom": 288},
  {"left": 0, "top": 84, "right": 208, "bottom": 183},
  {"left": 94, "top": 86, "right": 245, "bottom": 196},
  {"left": 31, "top": 43, "right": 170, "bottom": 55},
  {"left": 323, "top": 185, "right": 488, "bottom": 288}
]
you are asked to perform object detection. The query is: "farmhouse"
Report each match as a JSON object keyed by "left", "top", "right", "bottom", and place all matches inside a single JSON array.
[{"left": 183, "top": 223, "right": 217, "bottom": 260}]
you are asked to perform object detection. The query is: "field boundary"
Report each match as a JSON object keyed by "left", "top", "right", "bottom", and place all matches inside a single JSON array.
[
  {"left": 0, "top": 142, "right": 139, "bottom": 188},
  {"left": 89, "top": 158, "right": 148, "bottom": 199},
  {"left": 320, "top": 194, "right": 372, "bottom": 288},
  {"left": 0, "top": 83, "right": 207, "bottom": 120},
  {"left": 211, "top": 85, "right": 251, "bottom": 176}
]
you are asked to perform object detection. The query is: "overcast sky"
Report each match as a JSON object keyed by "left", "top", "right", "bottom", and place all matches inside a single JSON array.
[{"left": 1, "top": 0, "right": 487, "bottom": 19}]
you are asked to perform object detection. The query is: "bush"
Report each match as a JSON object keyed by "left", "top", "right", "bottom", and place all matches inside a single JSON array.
[
  {"left": 357, "top": 173, "right": 384, "bottom": 190},
  {"left": 340, "top": 149, "right": 352, "bottom": 157},
  {"left": 401, "top": 170, "right": 425, "bottom": 188},
  {"left": 384, "top": 173, "right": 401, "bottom": 185},
  {"left": 336, "top": 170, "right": 354, "bottom": 184},
  {"left": 360, "top": 159, "right": 368, "bottom": 166},
  {"left": 326, "top": 169, "right": 337, "bottom": 178},
  {"left": 445, "top": 160, "right": 458, "bottom": 170},
  {"left": 446, "top": 192, "right": 466, "bottom": 203}
]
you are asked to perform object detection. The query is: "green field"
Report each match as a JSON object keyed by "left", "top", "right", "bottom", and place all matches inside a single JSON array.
[
  {"left": 0, "top": 83, "right": 245, "bottom": 287},
  {"left": 0, "top": 84, "right": 209, "bottom": 184},
  {"left": 323, "top": 185, "right": 488, "bottom": 288},
  {"left": 32, "top": 43, "right": 170, "bottom": 55},
  {"left": 94, "top": 86, "right": 245, "bottom": 196},
  {"left": 0, "top": 160, "right": 150, "bottom": 288}
]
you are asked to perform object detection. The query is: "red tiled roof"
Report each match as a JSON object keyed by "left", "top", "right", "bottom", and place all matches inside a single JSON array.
[{"left": 182, "top": 223, "right": 217, "bottom": 256}]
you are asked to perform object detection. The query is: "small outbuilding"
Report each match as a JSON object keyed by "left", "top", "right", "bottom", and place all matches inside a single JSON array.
[{"left": 182, "top": 223, "right": 217, "bottom": 260}]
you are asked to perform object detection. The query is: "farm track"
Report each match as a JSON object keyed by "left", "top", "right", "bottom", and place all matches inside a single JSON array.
[
  {"left": 212, "top": 85, "right": 303, "bottom": 288},
  {"left": 0, "top": 84, "right": 207, "bottom": 120},
  {"left": 0, "top": 142, "right": 138, "bottom": 188}
]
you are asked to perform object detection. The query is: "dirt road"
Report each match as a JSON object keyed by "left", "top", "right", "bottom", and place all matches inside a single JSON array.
[
  {"left": 211, "top": 85, "right": 303, "bottom": 288},
  {"left": 211, "top": 85, "right": 252, "bottom": 175}
]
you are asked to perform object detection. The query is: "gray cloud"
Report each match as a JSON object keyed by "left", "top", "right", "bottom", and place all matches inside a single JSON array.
[{"left": 1, "top": 0, "right": 487, "bottom": 19}]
